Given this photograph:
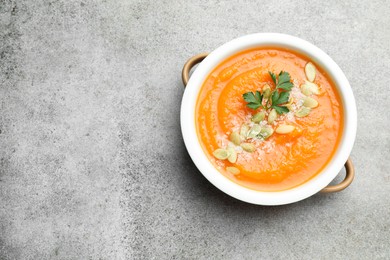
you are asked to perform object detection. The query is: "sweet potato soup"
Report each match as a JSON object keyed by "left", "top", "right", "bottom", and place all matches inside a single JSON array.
[{"left": 196, "top": 48, "right": 343, "bottom": 191}]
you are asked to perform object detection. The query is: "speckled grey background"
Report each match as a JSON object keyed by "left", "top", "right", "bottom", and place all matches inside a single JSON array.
[{"left": 0, "top": 0, "right": 389, "bottom": 259}]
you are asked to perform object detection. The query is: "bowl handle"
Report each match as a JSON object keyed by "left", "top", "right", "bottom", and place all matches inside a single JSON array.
[
  {"left": 182, "top": 54, "right": 355, "bottom": 194},
  {"left": 182, "top": 53, "right": 209, "bottom": 86},
  {"left": 320, "top": 158, "right": 355, "bottom": 193}
]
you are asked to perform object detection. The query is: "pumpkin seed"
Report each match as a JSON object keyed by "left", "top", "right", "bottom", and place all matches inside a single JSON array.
[
  {"left": 240, "top": 124, "right": 250, "bottom": 138},
  {"left": 303, "top": 96, "right": 318, "bottom": 108},
  {"left": 259, "top": 126, "right": 274, "bottom": 139},
  {"left": 301, "top": 84, "right": 311, "bottom": 96},
  {"left": 227, "top": 147, "right": 237, "bottom": 163},
  {"left": 275, "top": 124, "right": 295, "bottom": 134},
  {"left": 213, "top": 148, "right": 229, "bottom": 160},
  {"left": 241, "top": 143, "right": 256, "bottom": 153},
  {"left": 226, "top": 166, "right": 240, "bottom": 175},
  {"left": 263, "top": 84, "right": 271, "bottom": 99},
  {"left": 305, "top": 62, "right": 316, "bottom": 82},
  {"left": 251, "top": 111, "right": 265, "bottom": 123},
  {"left": 295, "top": 106, "right": 311, "bottom": 117},
  {"left": 268, "top": 109, "right": 277, "bottom": 124},
  {"left": 247, "top": 125, "right": 261, "bottom": 138},
  {"left": 229, "top": 131, "right": 242, "bottom": 145},
  {"left": 301, "top": 81, "right": 319, "bottom": 96}
]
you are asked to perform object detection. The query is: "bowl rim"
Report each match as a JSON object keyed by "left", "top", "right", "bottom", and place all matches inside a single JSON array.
[{"left": 180, "top": 33, "right": 357, "bottom": 205}]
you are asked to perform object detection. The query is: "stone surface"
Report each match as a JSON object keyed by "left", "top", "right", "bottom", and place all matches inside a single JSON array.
[{"left": 0, "top": 0, "right": 389, "bottom": 259}]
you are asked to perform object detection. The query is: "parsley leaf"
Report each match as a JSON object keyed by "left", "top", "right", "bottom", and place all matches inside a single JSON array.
[
  {"left": 273, "top": 106, "right": 289, "bottom": 114},
  {"left": 247, "top": 102, "right": 262, "bottom": 110},
  {"left": 271, "top": 91, "right": 279, "bottom": 105},
  {"left": 269, "top": 71, "right": 277, "bottom": 84},
  {"left": 276, "top": 71, "right": 294, "bottom": 91},
  {"left": 255, "top": 91, "right": 262, "bottom": 103},
  {"left": 270, "top": 91, "right": 289, "bottom": 113},
  {"left": 278, "top": 71, "right": 291, "bottom": 84},
  {"left": 243, "top": 92, "right": 257, "bottom": 103},
  {"left": 277, "top": 82, "right": 294, "bottom": 91},
  {"left": 273, "top": 91, "right": 289, "bottom": 105},
  {"left": 243, "top": 91, "right": 263, "bottom": 110}
]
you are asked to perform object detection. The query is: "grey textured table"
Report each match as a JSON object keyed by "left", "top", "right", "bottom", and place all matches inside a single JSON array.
[{"left": 1, "top": 0, "right": 389, "bottom": 259}]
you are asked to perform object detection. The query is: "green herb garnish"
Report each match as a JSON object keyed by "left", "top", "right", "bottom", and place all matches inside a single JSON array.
[
  {"left": 243, "top": 71, "right": 293, "bottom": 114},
  {"left": 269, "top": 71, "right": 294, "bottom": 91},
  {"left": 243, "top": 91, "right": 263, "bottom": 110}
]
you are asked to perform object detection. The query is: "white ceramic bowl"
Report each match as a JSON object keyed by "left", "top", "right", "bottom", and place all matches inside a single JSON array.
[{"left": 180, "top": 33, "right": 357, "bottom": 205}]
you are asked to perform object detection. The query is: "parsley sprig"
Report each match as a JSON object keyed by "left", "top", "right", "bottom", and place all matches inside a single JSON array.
[{"left": 243, "top": 71, "right": 294, "bottom": 114}]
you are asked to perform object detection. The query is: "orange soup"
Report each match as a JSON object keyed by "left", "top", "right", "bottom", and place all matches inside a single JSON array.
[{"left": 196, "top": 48, "right": 343, "bottom": 191}]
